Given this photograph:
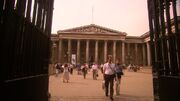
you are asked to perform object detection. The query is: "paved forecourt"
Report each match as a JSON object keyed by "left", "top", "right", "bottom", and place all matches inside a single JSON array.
[{"left": 49, "top": 68, "right": 154, "bottom": 101}]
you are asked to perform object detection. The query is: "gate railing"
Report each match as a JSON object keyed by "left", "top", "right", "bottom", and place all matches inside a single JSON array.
[
  {"left": 1, "top": 0, "right": 54, "bottom": 100},
  {"left": 147, "top": 0, "right": 180, "bottom": 101}
]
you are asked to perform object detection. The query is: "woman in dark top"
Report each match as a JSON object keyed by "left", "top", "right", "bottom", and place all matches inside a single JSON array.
[{"left": 115, "top": 59, "right": 124, "bottom": 95}]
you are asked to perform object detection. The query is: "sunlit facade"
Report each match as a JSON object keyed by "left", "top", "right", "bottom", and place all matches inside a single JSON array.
[{"left": 51, "top": 24, "right": 151, "bottom": 66}]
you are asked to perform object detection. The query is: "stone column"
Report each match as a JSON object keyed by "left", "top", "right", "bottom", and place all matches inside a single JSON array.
[
  {"left": 135, "top": 43, "right": 138, "bottom": 65},
  {"left": 146, "top": 42, "right": 151, "bottom": 66},
  {"left": 86, "top": 40, "right": 89, "bottom": 63},
  {"left": 104, "top": 40, "right": 107, "bottom": 63},
  {"left": 68, "top": 39, "right": 71, "bottom": 63},
  {"left": 122, "top": 41, "right": 125, "bottom": 64},
  {"left": 95, "top": 40, "right": 99, "bottom": 63},
  {"left": 142, "top": 43, "right": 146, "bottom": 66},
  {"left": 77, "top": 40, "right": 80, "bottom": 64},
  {"left": 127, "top": 43, "right": 131, "bottom": 64},
  {"left": 127, "top": 43, "right": 130, "bottom": 55},
  {"left": 58, "top": 39, "right": 62, "bottom": 63},
  {"left": 113, "top": 41, "right": 116, "bottom": 63},
  {"left": 52, "top": 42, "right": 57, "bottom": 63}
]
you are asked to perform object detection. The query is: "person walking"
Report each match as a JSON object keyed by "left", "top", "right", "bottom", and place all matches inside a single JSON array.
[
  {"left": 63, "top": 63, "right": 70, "bottom": 83},
  {"left": 92, "top": 63, "right": 98, "bottom": 80},
  {"left": 100, "top": 63, "right": 104, "bottom": 74},
  {"left": 81, "top": 63, "right": 88, "bottom": 79},
  {"left": 69, "top": 63, "right": 73, "bottom": 75},
  {"left": 76, "top": 63, "right": 81, "bottom": 75},
  {"left": 103, "top": 58, "right": 116, "bottom": 101},
  {"left": 55, "top": 63, "right": 60, "bottom": 77},
  {"left": 115, "top": 59, "right": 124, "bottom": 95}
]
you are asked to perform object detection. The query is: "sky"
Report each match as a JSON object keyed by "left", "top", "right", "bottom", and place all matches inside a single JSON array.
[{"left": 51, "top": 0, "right": 180, "bottom": 36}]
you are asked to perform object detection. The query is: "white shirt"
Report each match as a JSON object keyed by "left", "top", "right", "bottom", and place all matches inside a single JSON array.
[
  {"left": 103, "top": 63, "right": 115, "bottom": 75},
  {"left": 92, "top": 64, "right": 98, "bottom": 70}
]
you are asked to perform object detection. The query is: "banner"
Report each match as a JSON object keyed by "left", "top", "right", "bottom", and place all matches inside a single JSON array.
[{"left": 71, "top": 54, "right": 76, "bottom": 65}]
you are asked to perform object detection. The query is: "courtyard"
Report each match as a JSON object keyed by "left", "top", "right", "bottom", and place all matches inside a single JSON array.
[{"left": 49, "top": 67, "right": 153, "bottom": 101}]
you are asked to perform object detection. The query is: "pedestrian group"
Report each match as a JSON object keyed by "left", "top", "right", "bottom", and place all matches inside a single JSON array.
[{"left": 54, "top": 57, "right": 124, "bottom": 101}]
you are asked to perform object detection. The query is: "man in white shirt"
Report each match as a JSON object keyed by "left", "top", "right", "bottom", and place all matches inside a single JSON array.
[{"left": 103, "top": 58, "right": 116, "bottom": 101}]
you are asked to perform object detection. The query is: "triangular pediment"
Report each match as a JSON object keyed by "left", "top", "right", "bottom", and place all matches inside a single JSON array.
[{"left": 58, "top": 24, "right": 126, "bottom": 35}]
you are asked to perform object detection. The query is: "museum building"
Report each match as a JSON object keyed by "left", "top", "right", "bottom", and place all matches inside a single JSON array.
[{"left": 51, "top": 24, "right": 151, "bottom": 66}]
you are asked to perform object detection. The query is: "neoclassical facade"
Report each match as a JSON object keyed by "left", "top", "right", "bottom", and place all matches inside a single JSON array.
[{"left": 51, "top": 24, "right": 151, "bottom": 66}]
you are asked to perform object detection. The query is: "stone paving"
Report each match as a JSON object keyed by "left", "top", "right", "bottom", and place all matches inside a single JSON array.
[{"left": 49, "top": 68, "right": 154, "bottom": 101}]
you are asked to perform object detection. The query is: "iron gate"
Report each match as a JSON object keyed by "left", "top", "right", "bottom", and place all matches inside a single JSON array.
[
  {"left": 147, "top": 0, "right": 180, "bottom": 101},
  {"left": 1, "top": 0, "right": 54, "bottom": 100}
]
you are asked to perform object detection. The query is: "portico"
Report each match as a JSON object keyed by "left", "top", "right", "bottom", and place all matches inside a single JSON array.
[{"left": 51, "top": 24, "right": 151, "bottom": 66}]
